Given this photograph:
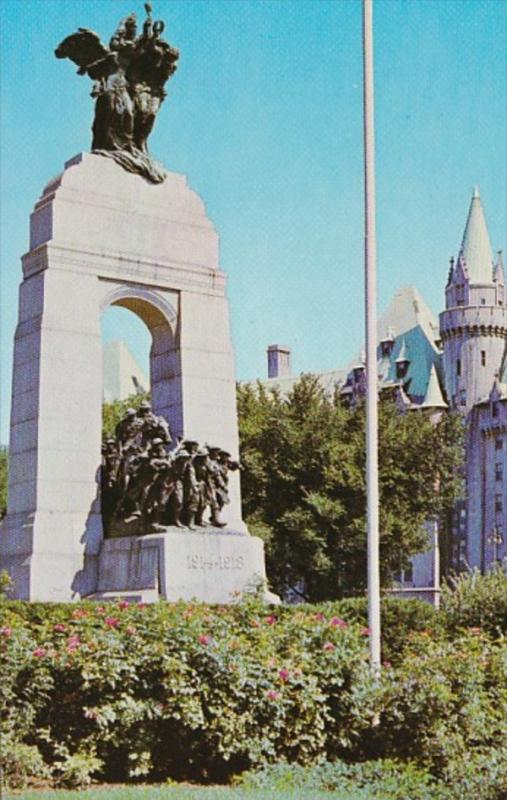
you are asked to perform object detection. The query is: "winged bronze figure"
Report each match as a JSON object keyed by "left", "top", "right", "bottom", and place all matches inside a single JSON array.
[{"left": 55, "top": 4, "right": 179, "bottom": 183}]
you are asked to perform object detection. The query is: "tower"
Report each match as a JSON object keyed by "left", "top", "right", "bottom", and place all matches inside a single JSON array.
[
  {"left": 440, "top": 188, "right": 507, "bottom": 571},
  {"left": 440, "top": 187, "right": 506, "bottom": 414}
]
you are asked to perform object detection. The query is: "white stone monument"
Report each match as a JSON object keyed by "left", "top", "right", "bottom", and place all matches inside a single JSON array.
[{"left": 0, "top": 153, "right": 276, "bottom": 603}]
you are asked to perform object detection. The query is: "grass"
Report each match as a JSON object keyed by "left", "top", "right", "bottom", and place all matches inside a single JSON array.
[{"left": 4, "top": 785, "right": 385, "bottom": 800}]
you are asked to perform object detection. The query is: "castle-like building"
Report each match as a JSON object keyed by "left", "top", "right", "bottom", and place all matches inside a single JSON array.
[
  {"left": 262, "top": 188, "right": 506, "bottom": 595},
  {"left": 440, "top": 188, "right": 506, "bottom": 575}
]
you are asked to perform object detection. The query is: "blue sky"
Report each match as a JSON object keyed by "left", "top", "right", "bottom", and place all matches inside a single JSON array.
[{"left": 1, "top": 0, "right": 506, "bottom": 443}]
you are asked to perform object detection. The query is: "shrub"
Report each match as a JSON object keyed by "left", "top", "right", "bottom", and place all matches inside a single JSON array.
[
  {"left": 441, "top": 565, "right": 507, "bottom": 636},
  {"left": 369, "top": 629, "right": 507, "bottom": 780},
  {"left": 0, "top": 597, "right": 374, "bottom": 787},
  {"left": 238, "top": 760, "right": 452, "bottom": 800},
  {"left": 0, "top": 594, "right": 504, "bottom": 792}
]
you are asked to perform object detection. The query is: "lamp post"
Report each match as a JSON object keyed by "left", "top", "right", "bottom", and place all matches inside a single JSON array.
[
  {"left": 363, "top": 0, "right": 381, "bottom": 670},
  {"left": 487, "top": 525, "right": 504, "bottom": 563}
]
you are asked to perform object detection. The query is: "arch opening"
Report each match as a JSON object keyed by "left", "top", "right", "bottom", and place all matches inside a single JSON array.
[{"left": 100, "top": 287, "right": 182, "bottom": 439}]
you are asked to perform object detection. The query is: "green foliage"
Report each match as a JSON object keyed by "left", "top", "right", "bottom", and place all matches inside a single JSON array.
[
  {"left": 0, "top": 567, "right": 14, "bottom": 597},
  {"left": 328, "top": 596, "right": 442, "bottom": 664},
  {"left": 1, "top": 595, "right": 504, "bottom": 795},
  {"left": 368, "top": 629, "right": 507, "bottom": 791},
  {"left": 441, "top": 565, "right": 507, "bottom": 636},
  {"left": 0, "top": 444, "right": 8, "bottom": 517},
  {"left": 239, "top": 760, "right": 452, "bottom": 800},
  {"left": 237, "top": 377, "right": 464, "bottom": 600},
  {"left": 102, "top": 391, "right": 150, "bottom": 441}
]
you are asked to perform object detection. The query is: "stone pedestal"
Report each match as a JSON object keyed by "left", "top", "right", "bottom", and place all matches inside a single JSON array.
[
  {"left": 90, "top": 527, "right": 277, "bottom": 604},
  {"left": 0, "top": 153, "right": 266, "bottom": 602}
]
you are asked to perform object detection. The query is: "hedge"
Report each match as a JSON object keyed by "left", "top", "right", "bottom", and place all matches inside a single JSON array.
[{"left": 1, "top": 592, "right": 506, "bottom": 795}]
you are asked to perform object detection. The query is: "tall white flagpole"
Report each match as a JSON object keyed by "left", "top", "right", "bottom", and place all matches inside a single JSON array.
[{"left": 363, "top": 0, "right": 381, "bottom": 670}]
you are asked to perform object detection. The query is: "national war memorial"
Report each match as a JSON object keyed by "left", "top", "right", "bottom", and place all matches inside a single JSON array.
[{"left": 0, "top": 3, "right": 277, "bottom": 604}]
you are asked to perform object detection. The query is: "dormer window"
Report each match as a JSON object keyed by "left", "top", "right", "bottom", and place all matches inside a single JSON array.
[
  {"left": 395, "top": 340, "right": 410, "bottom": 380},
  {"left": 380, "top": 340, "right": 394, "bottom": 357},
  {"left": 396, "top": 360, "right": 409, "bottom": 380},
  {"left": 353, "top": 365, "right": 365, "bottom": 383}
]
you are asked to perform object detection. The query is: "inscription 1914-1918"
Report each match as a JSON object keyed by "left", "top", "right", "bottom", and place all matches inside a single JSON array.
[{"left": 186, "top": 555, "right": 245, "bottom": 571}]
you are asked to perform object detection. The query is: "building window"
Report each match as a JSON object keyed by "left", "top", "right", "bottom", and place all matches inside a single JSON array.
[
  {"left": 495, "top": 494, "right": 503, "bottom": 514},
  {"left": 481, "top": 298, "right": 486, "bottom": 305},
  {"left": 481, "top": 350, "right": 486, "bottom": 366},
  {"left": 460, "top": 389, "right": 466, "bottom": 406},
  {"left": 456, "top": 359, "right": 461, "bottom": 377},
  {"left": 496, "top": 438, "right": 504, "bottom": 451},
  {"left": 495, "top": 463, "right": 503, "bottom": 482}
]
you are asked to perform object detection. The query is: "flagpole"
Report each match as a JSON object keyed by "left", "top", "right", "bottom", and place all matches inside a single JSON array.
[{"left": 363, "top": 0, "right": 381, "bottom": 670}]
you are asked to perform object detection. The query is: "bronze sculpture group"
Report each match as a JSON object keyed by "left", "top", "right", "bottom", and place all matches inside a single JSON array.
[
  {"left": 101, "top": 403, "right": 241, "bottom": 536},
  {"left": 55, "top": 2, "right": 179, "bottom": 183}
]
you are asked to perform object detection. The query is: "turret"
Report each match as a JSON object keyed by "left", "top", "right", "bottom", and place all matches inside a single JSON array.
[
  {"left": 494, "top": 251, "right": 505, "bottom": 307},
  {"left": 439, "top": 187, "right": 507, "bottom": 413}
]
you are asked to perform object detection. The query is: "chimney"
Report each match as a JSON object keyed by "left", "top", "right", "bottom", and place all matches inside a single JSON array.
[{"left": 267, "top": 344, "right": 292, "bottom": 378}]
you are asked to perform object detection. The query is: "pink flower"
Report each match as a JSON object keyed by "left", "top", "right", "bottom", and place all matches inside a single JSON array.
[
  {"left": 72, "top": 609, "right": 88, "bottom": 619},
  {"left": 360, "top": 627, "right": 371, "bottom": 636},
  {"left": 84, "top": 708, "right": 99, "bottom": 720},
  {"left": 137, "top": 602, "right": 147, "bottom": 609},
  {"left": 469, "top": 627, "right": 482, "bottom": 635},
  {"left": 323, "top": 641, "right": 335, "bottom": 652},
  {"left": 33, "top": 647, "right": 47, "bottom": 658},
  {"left": 0, "top": 627, "right": 12, "bottom": 637},
  {"left": 126, "top": 626, "right": 136, "bottom": 635},
  {"left": 330, "top": 617, "right": 348, "bottom": 628},
  {"left": 383, "top": 660, "right": 392, "bottom": 668},
  {"left": 118, "top": 600, "right": 130, "bottom": 610},
  {"left": 53, "top": 623, "right": 66, "bottom": 633},
  {"left": 266, "top": 689, "right": 281, "bottom": 701},
  {"left": 66, "top": 634, "right": 81, "bottom": 652},
  {"left": 265, "top": 615, "right": 277, "bottom": 625},
  {"left": 105, "top": 617, "right": 120, "bottom": 628},
  {"left": 313, "top": 612, "right": 325, "bottom": 622},
  {"left": 198, "top": 634, "right": 210, "bottom": 645},
  {"left": 278, "top": 668, "right": 290, "bottom": 682},
  {"left": 96, "top": 606, "right": 106, "bottom": 614}
]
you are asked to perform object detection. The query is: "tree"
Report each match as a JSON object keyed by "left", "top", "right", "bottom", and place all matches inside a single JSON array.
[
  {"left": 237, "top": 375, "right": 464, "bottom": 601},
  {"left": 102, "top": 391, "right": 150, "bottom": 440}
]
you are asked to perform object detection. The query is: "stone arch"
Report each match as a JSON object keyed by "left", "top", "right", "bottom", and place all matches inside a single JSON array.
[
  {"left": 100, "top": 285, "right": 183, "bottom": 439},
  {"left": 0, "top": 154, "right": 248, "bottom": 602}
]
